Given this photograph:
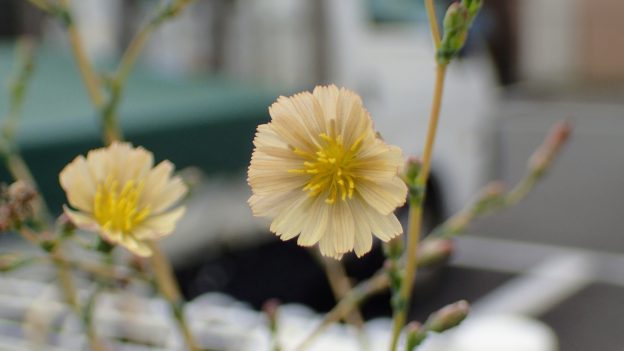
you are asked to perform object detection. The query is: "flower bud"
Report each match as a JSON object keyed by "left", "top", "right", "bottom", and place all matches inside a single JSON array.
[
  {"left": 384, "top": 258, "right": 404, "bottom": 296},
  {"left": 406, "top": 321, "right": 428, "bottom": 350},
  {"left": 529, "top": 121, "right": 572, "bottom": 175},
  {"left": 425, "top": 300, "right": 470, "bottom": 333},
  {"left": 418, "top": 238, "right": 454, "bottom": 268},
  {"left": 404, "top": 157, "right": 422, "bottom": 185},
  {"left": 461, "top": 0, "right": 483, "bottom": 23},
  {"left": 437, "top": 3, "right": 470, "bottom": 65},
  {"left": 482, "top": 181, "right": 506, "bottom": 199},
  {"left": 263, "top": 298, "right": 280, "bottom": 331},
  {"left": 383, "top": 238, "right": 404, "bottom": 259},
  {"left": 57, "top": 213, "right": 76, "bottom": 236},
  {"left": 473, "top": 181, "right": 506, "bottom": 214},
  {"left": 444, "top": 3, "right": 469, "bottom": 30},
  {"left": 0, "top": 254, "right": 24, "bottom": 272}
]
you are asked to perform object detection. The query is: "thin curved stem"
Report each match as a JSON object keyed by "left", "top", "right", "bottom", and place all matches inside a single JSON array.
[
  {"left": 388, "top": 56, "right": 448, "bottom": 351},
  {"left": 296, "top": 272, "right": 389, "bottom": 351},
  {"left": 101, "top": 22, "right": 156, "bottom": 145},
  {"left": 116, "top": 24, "right": 155, "bottom": 87},
  {"left": 417, "top": 65, "right": 446, "bottom": 186},
  {"left": 314, "top": 252, "right": 365, "bottom": 327},
  {"left": 1, "top": 38, "right": 51, "bottom": 223},
  {"left": 425, "top": 0, "right": 441, "bottom": 48},
  {"left": 60, "top": 0, "right": 105, "bottom": 109}
]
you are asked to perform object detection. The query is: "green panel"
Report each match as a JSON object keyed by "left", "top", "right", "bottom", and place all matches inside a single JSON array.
[{"left": 0, "top": 43, "right": 278, "bottom": 211}]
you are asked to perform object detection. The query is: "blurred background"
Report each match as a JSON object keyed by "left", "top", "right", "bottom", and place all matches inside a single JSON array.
[{"left": 1, "top": 0, "right": 624, "bottom": 350}]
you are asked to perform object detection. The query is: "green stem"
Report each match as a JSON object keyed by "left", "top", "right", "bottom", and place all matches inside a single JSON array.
[
  {"left": 0, "top": 38, "right": 51, "bottom": 224},
  {"left": 389, "top": 64, "right": 447, "bottom": 351},
  {"left": 101, "top": 0, "right": 194, "bottom": 145},
  {"left": 425, "top": 0, "right": 441, "bottom": 48},
  {"left": 59, "top": 0, "right": 105, "bottom": 108}
]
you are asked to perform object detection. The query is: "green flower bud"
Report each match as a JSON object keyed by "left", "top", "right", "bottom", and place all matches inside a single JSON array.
[
  {"left": 437, "top": 3, "right": 470, "bottom": 65},
  {"left": 406, "top": 322, "right": 428, "bottom": 350},
  {"left": 462, "top": 0, "right": 483, "bottom": 23},
  {"left": 425, "top": 300, "right": 470, "bottom": 333},
  {"left": 404, "top": 157, "right": 422, "bottom": 185},
  {"left": 0, "top": 254, "right": 33, "bottom": 273},
  {"left": 418, "top": 238, "right": 454, "bottom": 268},
  {"left": 383, "top": 237, "right": 404, "bottom": 259},
  {"left": 263, "top": 298, "right": 281, "bottom": 331},
  {"left": 472, "top": 181, "right": 506, "bottom": 214}
]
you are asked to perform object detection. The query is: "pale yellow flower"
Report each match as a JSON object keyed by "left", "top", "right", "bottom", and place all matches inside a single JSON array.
[
  {"left": 248, "top": 85, "right": 408, "bottom": 258},
  {"left": 59, "top": 142, "right": 187, "bottom": 257}
]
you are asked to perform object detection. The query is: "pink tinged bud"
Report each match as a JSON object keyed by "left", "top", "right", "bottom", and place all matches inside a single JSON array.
[
  {"left": 425, "top": 300, "right": 470, "bottom": 333},
  {"left": 529, "top": 121, "right": 573, "bottom": 172},
  {"left": 418, "top": 238, "right": 454, "bottom": 268},
  {"left": 481, "top": 181, "right": 506, "bottom": 199},
  {"left": 406, "top": 321, "right": 428, "bottom": 350},
  {"left": 57, "top": 213, "right": 76, "bottom": 233},
  {"left": 263, "top": 298, "right": 281, "bottom": 329},
  {"left": 549, "top": 120, "right": 572, "bottom": 147}
]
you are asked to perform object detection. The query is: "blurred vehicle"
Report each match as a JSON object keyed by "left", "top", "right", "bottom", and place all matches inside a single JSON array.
[{"left": 168, "top": 0, "right": 499, "bottom": 263}]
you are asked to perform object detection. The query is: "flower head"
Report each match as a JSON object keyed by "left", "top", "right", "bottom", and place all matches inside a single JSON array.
[
  {"left": 248, "top": 85, "right": 408, "bottom": 258},
  {"left": 60, "top": 142, "right": 187, "bottom": 257}
]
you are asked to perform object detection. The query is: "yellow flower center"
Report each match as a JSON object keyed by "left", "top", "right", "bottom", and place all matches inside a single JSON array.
[
  {"left": 93, "top": 176, "right": 151, "bottom": 233},
  {"left": 290, "top": 133, "right": 365, "bottom": 204}
]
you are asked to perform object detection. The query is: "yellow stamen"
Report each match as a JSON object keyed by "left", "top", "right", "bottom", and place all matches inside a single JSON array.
[
  {"left": 93, "top": 176, "right": 151, "bottom": 234},
  {"left": 290, "top": 131, "right": 367, "bottom": 204}
]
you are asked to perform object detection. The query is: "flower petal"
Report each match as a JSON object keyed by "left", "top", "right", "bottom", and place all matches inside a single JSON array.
[
  {"left": 140, "top": 160, "right": 178, "bottom": 209},
  {"left": 353, "top": 230, "right": 373, "bottom": 257},
  {"left": 329, "top": 200, "right": 355, "bottom": 255},
  {"left": 297, "top": 195, "right": 330, "bottom": 246},
  {"left": 356, "top": 177, "right": 408, "bottom": 215},
  {"left": 249, "top": 189, "right": 303, "bottom": 217},
  {"left": 270, "top": 92, "right": 326, "bottom": 144},
  {"left": 336, "top": 88, "right": 373, "bottom": 146},
  {"left": 149, "top": 177, "right": 188, "bottom": 215},
  {"left": 84, "top": 148, "right": 108, "bottom": 183},
  {"left": 119, "top": 235, "right": 152, "bottom": 257},
  {"left": 353, "top": 144, "right": 404, "bottom": 181},
  {"left": 101, "top": 228, "right": 153, "bottom": 257},
  {"left": 59, "top": 156, "right": 96, "bottom": 212},
  {"left": 248, "top": 152, "right": 309, "bottom": 195},
  {"left": 269, "top": 194, "right": 314, "bottom": 240},
  {"left": 269, "top": 96, "right": 322, "bottom": 153},
  {"left": 351, "top": 201, "right": 373, "bottom": 257},
  {"left": 124, "top": 146, "right": 154, "bottom": 182},
  {"left": 312, "top": 85, "right": 340, "bottom": 121},
  {"left": 319, "top": 234, "right": 343, "bottom": 260},
  {"left": 351, "top": 199, "right": 402, "bottom": 241},
  {"left": 63, "top": 206, "right": 100, "bottom": 232},
  {"left": 133, "top": 206, "right": 186, "bottom": 240}
]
